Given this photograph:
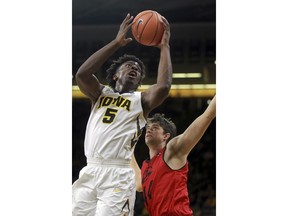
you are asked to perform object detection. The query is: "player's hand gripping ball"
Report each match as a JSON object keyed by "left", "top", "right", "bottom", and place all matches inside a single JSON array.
[{"left": 131, "top": 10, "right": 164, "bottom": 46}]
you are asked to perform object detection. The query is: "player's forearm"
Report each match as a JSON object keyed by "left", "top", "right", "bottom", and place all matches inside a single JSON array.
[
  {"left": 184, "top": 96, "right": 216, "bottom": 144},
  {"left": 176, "top": 96, "right": 216, "bottom": 156},
  {"left": 156, "top": 45, "right": 172, "bottom": 92},
  {"left": 141, "top": 45, "right": 172, "bottom": 116},
  {"left": 204, "top": 95, "right": 216, "bottom": 119},
  {"left": 178, "top": 113, "right": 214, "bottom": 156},
  {"left": 76, "top": 39, "right": 121, "bottom": 78}
]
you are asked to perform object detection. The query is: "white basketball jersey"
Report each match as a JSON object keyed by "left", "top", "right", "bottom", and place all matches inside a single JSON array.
[{"left": 84, "top": 86, "right": 146, "bottom": 160}]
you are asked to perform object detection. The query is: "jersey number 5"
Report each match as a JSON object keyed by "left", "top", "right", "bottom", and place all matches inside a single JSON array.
[{"left": 103, "top": 108, "right": 118, "bottom": 123}]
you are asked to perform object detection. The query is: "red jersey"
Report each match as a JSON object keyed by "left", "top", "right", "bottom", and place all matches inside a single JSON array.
[{"left": 141, "top": 147, "right": 193, "bottom": 216}]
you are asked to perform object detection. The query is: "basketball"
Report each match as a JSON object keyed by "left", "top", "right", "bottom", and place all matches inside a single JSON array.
[{"left": 131, "top": 10, "right": 164, "bottom": 46}]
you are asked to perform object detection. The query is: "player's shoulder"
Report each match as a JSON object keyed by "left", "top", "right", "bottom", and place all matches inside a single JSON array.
[
  {"left": 102, "top": 85, "right": 113, "bottom": 93},
  {"left": 164, "top": 136, "right": 181, "bottom": 159}
]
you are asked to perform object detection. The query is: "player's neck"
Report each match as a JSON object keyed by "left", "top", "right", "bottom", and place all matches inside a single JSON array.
[
  {"left": 148, "top": 143, "right": 165, "bottom": 159},
  {"left": 114, "top": 83, "right": 137, "bottom": 94}
]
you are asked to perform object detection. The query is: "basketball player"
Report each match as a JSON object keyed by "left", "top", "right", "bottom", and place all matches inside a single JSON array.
[
  {"left": 72, "top": 13, "right": 172, "bottom": 216},
  {"left": 132, "top": 95, "right": 216, "bottom": 216}
]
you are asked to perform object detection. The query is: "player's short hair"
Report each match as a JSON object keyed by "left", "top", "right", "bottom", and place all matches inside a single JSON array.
[
  {"left": 147, "top": 113, "right": 177, "bottom": 143},
  {"left": 106, "top": 54, "right": 146, "bottom": 89}
]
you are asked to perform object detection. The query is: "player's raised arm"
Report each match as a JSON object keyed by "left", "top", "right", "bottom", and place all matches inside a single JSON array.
[
  {"left": 75, "top": 13, "right": 134, "bottom": 104},
  {"left": 168, "top": 95, "right": 216, "bottom": 160},
  {"left": 141, "top": 16, "right": 172, "bottom": 118}
]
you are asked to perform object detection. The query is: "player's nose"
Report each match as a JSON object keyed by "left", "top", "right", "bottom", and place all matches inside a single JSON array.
[{"left": 131, "top": 65, "right": 139, "bottom": 71}]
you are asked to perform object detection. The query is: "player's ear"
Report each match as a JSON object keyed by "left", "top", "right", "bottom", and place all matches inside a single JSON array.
[
  {"left": 113, "top": 74, "right": 118, "bottom": 81},
  {"left": 163, "top": 133, "right": 171, "bottom": 142}
]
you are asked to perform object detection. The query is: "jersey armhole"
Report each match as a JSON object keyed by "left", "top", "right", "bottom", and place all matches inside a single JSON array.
[{"left": 162, "top": 146, "right": 188, "bottom": 171}]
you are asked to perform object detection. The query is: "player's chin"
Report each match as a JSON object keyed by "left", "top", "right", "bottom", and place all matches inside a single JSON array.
[
  {"left": 126, "top": 76, "right": 138, "bottom": 83},
  {"left": 125, "top": 79, "right": 139, "bottom": 89},
  {"left": 145, "top": 136, "right": 152, "bottom": 143}
]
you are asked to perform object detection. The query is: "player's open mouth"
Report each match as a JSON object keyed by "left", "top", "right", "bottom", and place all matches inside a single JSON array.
[
  {"left": 128, "top": 71, "right": 137, "bottom": 78},
  {"left": 145, "top": 134, "right": 152, "bottom": 138}
]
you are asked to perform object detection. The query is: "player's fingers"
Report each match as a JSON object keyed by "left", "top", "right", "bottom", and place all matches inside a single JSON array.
[
  {"left": 128, "top": 15, "right": 134, "bottom": 24},
  {"left": 126, "top": 20, "right": 134, "bottom": 29},
  {"left": 123, "top": 15, "right": 133, "bottom": 29},
  {"left": 124, "top": 13, "right": 131, "bottom": 21},
  {"left": 161, "top": 16, "right": 169, "bottom": 26},
  {"left": 125, "top": 14, "right": 134, "bottom": 23},
  {"left": 125, "top": 38, "right": 133, "bottom": 44},
  {"left": 161, "top": 17, "right": 170, "bottom": 31},
  {"left": 121, "top": 13, "right": 131, "bottom": 27}
]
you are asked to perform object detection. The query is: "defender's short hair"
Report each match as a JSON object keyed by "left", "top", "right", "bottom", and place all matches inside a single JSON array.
[{"left": 147, "top": 113, "right": 177, "bottom": 143}]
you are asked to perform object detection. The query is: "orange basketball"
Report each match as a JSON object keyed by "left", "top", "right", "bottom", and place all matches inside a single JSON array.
[{"left": 131, "top": 10, "right": 164, "bottom": 46}]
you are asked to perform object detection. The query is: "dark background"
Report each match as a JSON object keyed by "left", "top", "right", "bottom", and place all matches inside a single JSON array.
[{"left": 72, "top": 0, "right": 216, "bottom": 215}]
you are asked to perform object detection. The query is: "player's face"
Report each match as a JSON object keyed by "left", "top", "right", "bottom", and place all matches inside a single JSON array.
[
  {"left": 115, "top": 61, "right": 142, "bottom": 89},
  {"left": 145, "top": 123, "right": 166, "bottom": 145}
]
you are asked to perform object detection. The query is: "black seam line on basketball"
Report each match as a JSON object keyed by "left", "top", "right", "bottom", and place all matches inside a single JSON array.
[
  {"left": 139, "top": 12, "right": 154, "bottom": 43},
  {"left": 135, "top": 10, "right": 152, "bottom": 42},
  {"left": 139, "top": 11, "right": 154, "bottom": 42},
  {"left": 148, "top": 11, "right": 159, "bottom": 46}
]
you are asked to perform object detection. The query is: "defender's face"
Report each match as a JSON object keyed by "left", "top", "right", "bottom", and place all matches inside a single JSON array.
[
  {"left": 115, "top": 61, "right": 142, "bottom": 88},
  {"left": 145, "top": 123, "right": 166, "bottom": 145}
]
